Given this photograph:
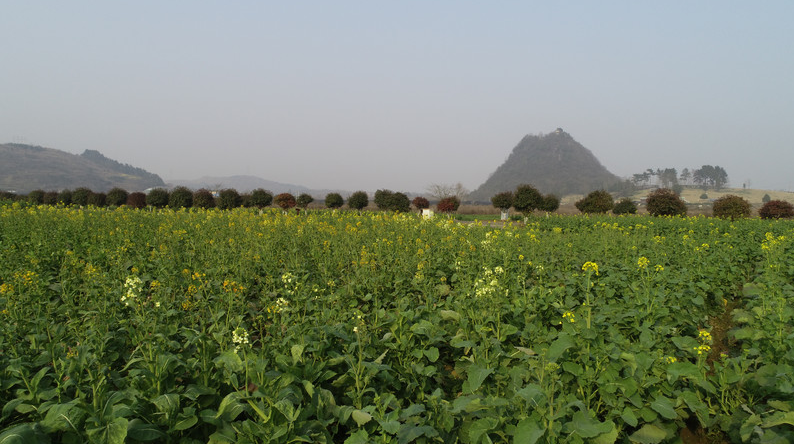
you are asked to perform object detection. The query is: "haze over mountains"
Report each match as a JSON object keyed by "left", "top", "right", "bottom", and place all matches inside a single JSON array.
[
  {"left": 0, "top": 131, "right": 721, "bottom": 201},
  {"left": 1, "top": 143, "right": 348, "bottom": 197}
]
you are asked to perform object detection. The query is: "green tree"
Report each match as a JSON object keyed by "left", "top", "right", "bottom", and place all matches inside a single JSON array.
[
  {"left": 612, "top": 198, "right": 637, "bottom": 215},
  {"left": 217, "top": 189, "right": 242, "bottom": 210},
  {"left": 57, "top": 189, "right": 72, "bottom": 205},
  {"left": 348, "top": 191, "right": 369, "bottom": 211},
  {"left": 693, "top": 165, "right": 729, "bottom": 190},
  {"left": 374, "top": 189, "right": 393, "bottom": 210},
  {"left": 249, "top": 189, "right": 273, "bottom": 208},
  {"left": 575, "top": 190, "right": 614, "bottom": 214},
  {"left": 72, "top": 187, "right": 93, "bottom": 206},
  {"left": 43, "top": 191, "right": 58, "bottom": 205},
  {"left": 27, "top": 190, "right": 45, "bottom": 204},
  {"left": 169, "top": 186, "right": 193, "bottom": 208},
  {"left": 646, "top": 188, "right": 687, "bottom": 216},
  {"left": 88, "top": 192, "right": 106, "bottom": 206},
  {"left": 106, "top": 187, "right": 129, "bottom": 206},
  {"left": 146, "top": 188, "right": 170, "bottom": 208},
  {"left": 762, "top": 193, "right": 771, "bottom": 203},
  {"left": 389, "top": 192, "right": 411, "bottom": 213},
  {"left": 538, "top": 194, "right": 560, "bottom": 213},
  {"left": 491, "top": 192, "right": 513, "bottom": 211},
  {"left": 296, "top": 193, "right": 314, "bottom": 209},
  {"left": 513, "top": 184, "right": 542, "bottom": 215},
  {"left": 193, "top": 189, "right": 216, "bottom": 209},
  {"left": 325, "top": 193, "right": 344, "bottom": 209}
]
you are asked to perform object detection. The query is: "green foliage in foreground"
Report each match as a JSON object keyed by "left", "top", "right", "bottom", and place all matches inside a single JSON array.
[{"left": 1, "top": 205, "right": 794, "bottom": 443}]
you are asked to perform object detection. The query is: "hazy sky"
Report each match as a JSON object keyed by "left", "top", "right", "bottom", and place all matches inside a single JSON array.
[{"left": 3, "top": 2, "right": 793, "bottom": 193}]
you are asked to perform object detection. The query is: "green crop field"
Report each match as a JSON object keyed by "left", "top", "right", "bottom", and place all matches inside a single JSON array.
[{"left": 1, "top": 204, "right": 793, "bottom": 443}]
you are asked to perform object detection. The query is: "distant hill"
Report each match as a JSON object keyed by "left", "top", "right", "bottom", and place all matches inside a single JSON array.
[
  {"left": 0, "top": 143, "right": 165, "bottom": 193},
  {"left": 468, "top": 129, "right": 620, "bottom": 202},
  {"left": 168, "top": 175, "right": 348, "bottom": 198}
]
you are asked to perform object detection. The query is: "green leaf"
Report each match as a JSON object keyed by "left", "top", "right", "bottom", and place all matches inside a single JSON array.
[
  {"left": 397, "top": 425, "right": 436, "bottom": 444},
  {"left": 86, "top": 417, "right": 128, "bottom": 444},
  {"left": 274, "top": 399, "right": 299, "bottom": 422},
  {"left": 351, "top": 409, "right": 372, "bottom": 427},
  {"left": 670, "top": 336, "right": 699, "bottom": 351},
  {"left": 499, "top": 323, "right": 519, "bottom": 339},
  {"left": 172, "top": 414, "right": 198, "bottom": 431},
  {"left": 516, "top": 384, "right": 545, "bottom": 406},
  {"left": 666, "top": 362, "right": 702, "bottom": 382},
  {"left": 343, "top": 429, "right": 369, "bottom": 444},
  {"left": 152, "top": 393, "right": 179, "bottom": 418},
  {"left": 546, "top": 334, "right": 575, "bottom": 361},
  {"left": 215, "top": 392, "right": 245, "bottom": 421},
  {"left": 514, "top": 417, "right": 545, "bottom": 444},
  {"left": 621, "top": 407, "right": 638, "bottom": 428},
  {"left": 767, "top": 400, "right": 792, "bottom": 412},
  {"left": 439, "top": 310, "right": 461, "bottom": 322},
  {"left": 462, "top": 364, "right": 493, "bottom": 394},
  {"left": 639, "top": 406, "right": 658, "bottom": 422},
  {"left": 650, "top": 395, "right": 677, "bottom": 420},
  {"left": 378, "top": 419, "right": 400, "bottom": 434},
  {"left": 562, "top": 361, "right": 583, "bottom": 377},
  {"left": 680, "top": 390, "right": 709, "bottom": 424},
  {"left": 29, "top": 367, "right": 51, "bottom": 393},
  {"left": 400, "top": 404, "right": 426, "bottom": 419},
  {"left": 126, "top": 419, "right": 165, "bottom": 441},
  {"left": 424, "top": 347, "right": 440, "bottom": 363},
  {"left": 208, "top": 428, "right": 237, "bottom": 444},
  {"left": 762, "top": 411, "right": 794, "bottom": 428},
  {"left": 291, "top": 344, "right": 305, "bottom": 364},
  {"left": 514, "top": 346, "right": 536, "bottom": 357},
  {"left": 628, "top": 424, "right": 667, "bottom": 444},
  {"left": 0, "top": 423, "right": 49, "bottom": 444},
  {"left": 592, "top": 421, "right": 619, "bottom": 444},
  {"left": 740, "top": 414, "right": 761, "bottom": 442},
  {"left": 567, "top": 410, "right": 612, "bottom": 438},
  {"left": 2, "top": 399, "right": 26, "bottom": 420},
  {"left": 213, "top": 350, "right": 243, "bottom": 373},
  {"left": 468, "top": 417, "right": 499, "bottom": 444},
  {"left": 40, "top": 400, "right": 85, "bottom": 433}
]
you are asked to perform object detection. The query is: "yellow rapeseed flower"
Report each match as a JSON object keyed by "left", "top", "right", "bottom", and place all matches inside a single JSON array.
[{"left": 582, "top": 262, "right": 599, "bottom": 275}]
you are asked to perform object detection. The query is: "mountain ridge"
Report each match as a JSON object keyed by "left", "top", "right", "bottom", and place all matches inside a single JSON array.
[
  {"left": 468, "top": 129, "right": 620, "bottom": 201},
  {"left": 0, "top": 143, "right": 166, "bottom": 193}
]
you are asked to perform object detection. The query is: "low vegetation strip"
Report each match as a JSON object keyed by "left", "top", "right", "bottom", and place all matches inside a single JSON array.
[{"left": 1, "top": 205, "right": 793, "bottom": 443}]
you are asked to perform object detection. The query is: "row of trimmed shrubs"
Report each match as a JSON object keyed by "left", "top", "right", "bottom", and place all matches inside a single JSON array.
[
  {"left": 2, "top": 187, "right": 462, "bottom": 213},
  {"left": 1, "top": 187, "right": 372, "bottom": 210},
  {"left": 567, "top": 188, "right": 793, "bottom": 219}
]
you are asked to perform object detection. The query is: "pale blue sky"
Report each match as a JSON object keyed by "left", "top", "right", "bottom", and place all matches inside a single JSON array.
[{"left": 2, "top": 2, "right": 793, "bottom": 192}]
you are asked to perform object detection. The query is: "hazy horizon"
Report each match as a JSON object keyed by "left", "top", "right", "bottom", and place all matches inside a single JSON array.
[{"left": 3, "top": 2, "right": 794, "bottom": 192}]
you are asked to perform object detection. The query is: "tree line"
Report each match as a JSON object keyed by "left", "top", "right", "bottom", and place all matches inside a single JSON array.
[
  {"left": 0, "top": 187, "right": 464, "bottom": 214},
  {"left": 631, "top": 165, "right": 729, "bottom": 192}
]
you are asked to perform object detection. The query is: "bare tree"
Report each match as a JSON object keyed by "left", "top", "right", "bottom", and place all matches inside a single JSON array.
[{"left": 426, "top": 182, "right": 469, "bottom": 201}]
